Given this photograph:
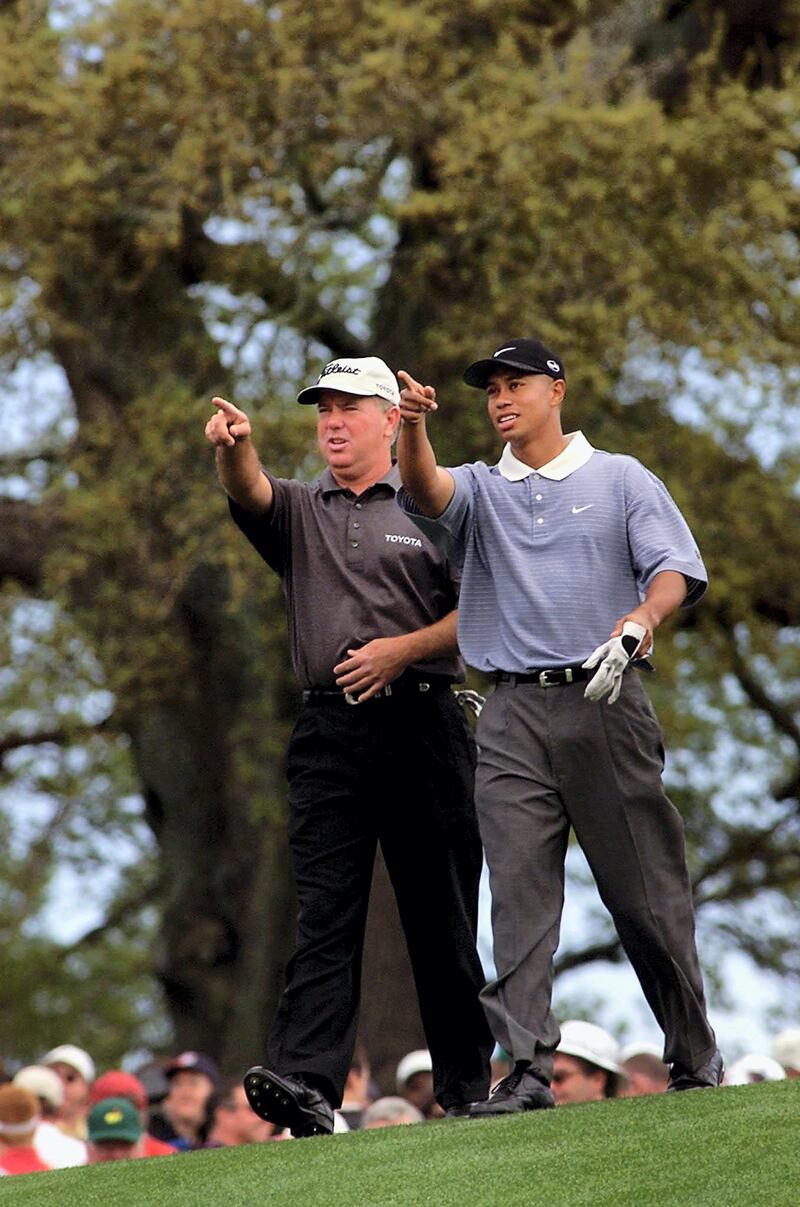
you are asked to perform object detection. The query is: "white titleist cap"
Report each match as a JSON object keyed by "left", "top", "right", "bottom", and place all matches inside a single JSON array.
[{"left": 297, "top": 357, "right": 400, "bottom": 406}]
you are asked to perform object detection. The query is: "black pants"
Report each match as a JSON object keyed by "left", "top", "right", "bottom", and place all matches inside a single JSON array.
[{"left": 268, "top": 688, "right": 493, "bottom": 1109}]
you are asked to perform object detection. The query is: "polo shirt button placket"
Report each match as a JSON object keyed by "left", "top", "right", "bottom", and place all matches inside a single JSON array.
[
  {"left": 349, "top": 500, "right": 362, "bottom": 556},
  {"left": 531, "top": 476, "right": 544, "bottom": 536}
]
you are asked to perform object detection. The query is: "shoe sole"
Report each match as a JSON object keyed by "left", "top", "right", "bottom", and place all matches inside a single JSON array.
[{"left": 244, "top": 1067, "right": 333, "bottom": 1137}]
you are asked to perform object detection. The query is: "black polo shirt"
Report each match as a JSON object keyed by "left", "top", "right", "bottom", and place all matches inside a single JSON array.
[{"left": 230, "top": 465, "right": 464, "bottom": 689}]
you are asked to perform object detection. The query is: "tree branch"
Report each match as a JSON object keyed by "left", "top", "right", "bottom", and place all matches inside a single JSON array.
[
  {"left": 726, "top": 639, "right": 800, "bottom": 753},
  {"left": 204, "top": 241, "right": 368, "bottom": 359},
  {"left": 555, "top": 935, "right": 624, "bottom": 974},
  {"left": 59, "top": 879, "right": 162, "bottom": 954},
  {"left": 0, "top": 717, "right": 114, "bottom": 760}
]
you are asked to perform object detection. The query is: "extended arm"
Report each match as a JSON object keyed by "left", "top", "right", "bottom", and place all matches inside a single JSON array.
[
  {"left": 333, "top": 609, "right": 459, "bottom": 702},
  {"left": 396, "top": 371, "right": 455, "bottom": 517},
  {"left": 204, "top": 396, "right": 273, "bottom": 514}
]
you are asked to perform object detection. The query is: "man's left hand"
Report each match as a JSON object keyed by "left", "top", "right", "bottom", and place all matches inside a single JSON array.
[
  {"left": 583, "top": 621, "right": 648, "bottom": 705},
  {"left": 609, "top": 606, "right": 655, "bottom": 656},
  {"left": 334, "top": 637, "right": 412, "bottom": 702}
]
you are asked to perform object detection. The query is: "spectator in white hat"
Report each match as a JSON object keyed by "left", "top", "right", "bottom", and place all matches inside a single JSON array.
[
  {"left": 552, "top": 1020, "right": 625, "bottom": 1104},
  {"left": 41, "top": 1045, "right": 96, "bottom": 1140},
  {"left": 0, "top": 1085, "right": 50, "bottom": 1176},
  {"left": 396, "top": 1049, "right": 439, "bottom": 1119},
  {"left": 725, "top": 1054, "right": 785, "bottom": 1085},
  {"left": 772, "top": 1027, "right": 800, "bottom": 1078},
  {"left": 12, "top": 1066, "right": 87, "bottom": 1169}
]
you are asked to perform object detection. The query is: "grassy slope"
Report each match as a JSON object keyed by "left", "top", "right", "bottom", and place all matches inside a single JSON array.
[{"left": 3, "top": 1081, "right": 796, "bottom": 1207}]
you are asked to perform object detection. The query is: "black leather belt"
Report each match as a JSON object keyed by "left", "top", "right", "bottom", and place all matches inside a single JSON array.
[
  {"left": 495, "top": 659, "right": 653, "bottom": 689},
  {"left": 495, "top": 664, "right": 592, "bottom": 689},
  {"left": 302, "top": 674, "right": 453, "bottom": 705}
]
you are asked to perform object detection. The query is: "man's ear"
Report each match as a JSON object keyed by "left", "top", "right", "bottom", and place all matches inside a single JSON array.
[
  {"left": 385, "top": 406, "right": 402, "bottom": 437},
  {"left": 551, "top": 379, "right": 566, "bottom": 407}
]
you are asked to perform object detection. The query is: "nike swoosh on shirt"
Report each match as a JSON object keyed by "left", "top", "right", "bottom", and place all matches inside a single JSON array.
[{"left": 571, "top": 504, "right": 594, "bottom": 514}]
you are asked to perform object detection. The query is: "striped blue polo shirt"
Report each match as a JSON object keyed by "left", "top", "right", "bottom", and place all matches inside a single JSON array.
[{"left": 398, "top": 432, "right": 707, "bottom": 673}]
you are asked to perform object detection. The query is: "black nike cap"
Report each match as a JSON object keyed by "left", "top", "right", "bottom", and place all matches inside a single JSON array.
[{"left": 463, "top": 338, "right": 565, "bottom": 389}]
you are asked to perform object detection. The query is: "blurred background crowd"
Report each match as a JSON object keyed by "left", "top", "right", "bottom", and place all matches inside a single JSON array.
[{"left": 2, "top": 1024, "right": 798, "bottom": 1177}]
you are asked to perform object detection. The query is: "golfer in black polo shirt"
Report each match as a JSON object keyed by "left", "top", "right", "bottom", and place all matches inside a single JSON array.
[{"left": 205, "top": 357, "right": 492, "bottom": 1137}]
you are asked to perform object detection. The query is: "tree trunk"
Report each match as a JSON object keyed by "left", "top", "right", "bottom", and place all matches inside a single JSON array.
[{"left": 125, "top": 564, "right": 300, "bottom": 1074}]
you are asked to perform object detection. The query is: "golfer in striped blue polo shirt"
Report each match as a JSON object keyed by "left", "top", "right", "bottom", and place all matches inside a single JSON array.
[{"left": 396, "top": 338, "right": 723, "bottom": 1116}]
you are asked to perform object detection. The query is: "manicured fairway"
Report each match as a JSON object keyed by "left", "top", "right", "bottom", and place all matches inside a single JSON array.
[{"left": 3, "top": 1080, "right": 795, "bottom": 1206}]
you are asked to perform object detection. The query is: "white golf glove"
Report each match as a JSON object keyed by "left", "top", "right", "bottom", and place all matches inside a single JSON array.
[{"left": 582, "top": 621, "right": 647, "bottom": 705}]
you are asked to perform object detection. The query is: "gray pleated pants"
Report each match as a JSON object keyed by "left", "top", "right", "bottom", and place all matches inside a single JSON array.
[{"left": 476, "top": 671, "right": 716, "bottom": 1080}]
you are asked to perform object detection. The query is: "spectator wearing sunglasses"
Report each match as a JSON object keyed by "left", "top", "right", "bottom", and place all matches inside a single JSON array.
[{"left": 40, "top": 1045, "right": 96, "bottom": 1140}]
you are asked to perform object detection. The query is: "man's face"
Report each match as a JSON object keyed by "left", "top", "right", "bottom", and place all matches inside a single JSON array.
[
  {"left": 620, "top": 1069, "right": 663, "bottom": 1097},
  {"left": 164, "top": 1070, "right": 214, "bottom": 1127},
  {"left": 216, "top": 1085, "right": 274, "bottom": 1145},
  {"left": 88, "top": 1139, "right": 138, "bottom": 1163},
  {"left": 486, "top": 372, "right": 562, "bottom": 446},
  {"left": 401, "top": 1071, "right": 435, "bottom": 1115},
  {"left": 551, "top": 1054, "right": 606, "bottom": 1104},
  {"left": 316, "top": 391, "right": 398, "bottom": 479},
  {"left": 49, "top": 1063, "right": 89, "bottom": 1116}
]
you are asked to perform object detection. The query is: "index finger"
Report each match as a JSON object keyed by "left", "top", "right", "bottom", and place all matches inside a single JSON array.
[
  {"left": 211, "top": 396, "right": 242, "bottom": 418},
  {"left": 398, "top": 370, "right": 432, "bottom": 397}
]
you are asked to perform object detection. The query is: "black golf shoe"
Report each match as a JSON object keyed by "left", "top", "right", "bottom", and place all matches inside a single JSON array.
[
  {"left": 667, "top": 1048, "right": 724, "bottom": 1091},
  {"left": 469, "top": 1063, "right": 555, "bottom": 1117},
  {"left": 243, "top": 1067, "right": 334, "bottom": 1137}
]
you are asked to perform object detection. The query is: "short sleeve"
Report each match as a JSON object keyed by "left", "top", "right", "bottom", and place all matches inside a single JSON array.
[
  {"left": 397, "top": 465, "right": 476, "bottom": 566},
  {"left": 624, "top": 460, "right": 707, "bottom": 606}
]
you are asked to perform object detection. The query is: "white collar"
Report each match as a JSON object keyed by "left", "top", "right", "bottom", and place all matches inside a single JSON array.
[{"left": 498, "top": 431, "right": 594, "bottom": 481}]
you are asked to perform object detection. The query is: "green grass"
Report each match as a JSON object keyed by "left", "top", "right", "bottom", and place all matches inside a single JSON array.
[{"left": 4, "top": 1081, "right": 796, "bottom": 1206}]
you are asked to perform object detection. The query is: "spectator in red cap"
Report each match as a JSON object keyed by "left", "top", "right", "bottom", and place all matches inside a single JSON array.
[
  {"left": 148, "top": 1052, "right": 219, "bottom": 1150},
  {"left": 90, "top": 1071, "right": 177, "bottom": 1158}
]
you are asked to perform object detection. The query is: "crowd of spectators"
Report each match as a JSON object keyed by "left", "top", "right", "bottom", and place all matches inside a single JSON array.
[{"left": 1, "top": 1026, "right": 798, "bottom": 1177}]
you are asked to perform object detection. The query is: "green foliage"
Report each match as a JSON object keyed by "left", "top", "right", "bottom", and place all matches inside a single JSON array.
[{"left": 0, "top": 591, "right": 168, "bottom": 1063}]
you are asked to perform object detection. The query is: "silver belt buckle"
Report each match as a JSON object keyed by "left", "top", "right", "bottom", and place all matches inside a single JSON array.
[{"left": 538, "top": 668, "right": 572, "bottom": 688}]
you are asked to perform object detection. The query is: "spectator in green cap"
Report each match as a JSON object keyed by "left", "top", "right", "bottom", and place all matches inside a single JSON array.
[{"left": 86, "top": 1097, "right": 143, "bottom": 1164}]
